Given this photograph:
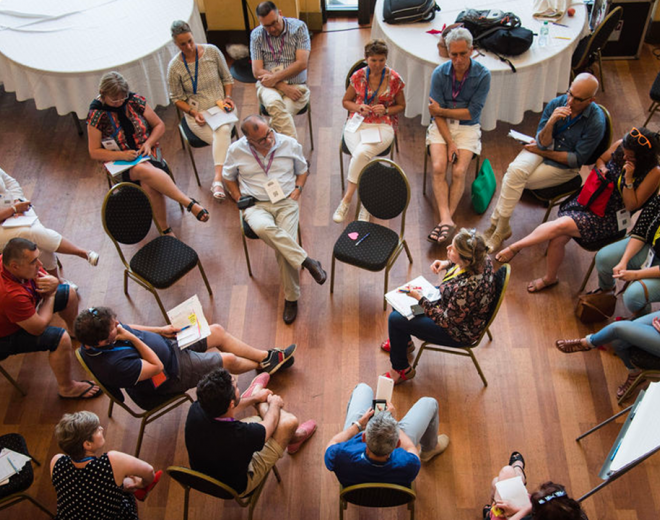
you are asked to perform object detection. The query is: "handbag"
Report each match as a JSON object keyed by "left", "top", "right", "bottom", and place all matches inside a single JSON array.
[
  {"left": 471, "top": 158, "right": 497, "bottom": 214},
  {"left": 576, "top": 167, "right": 614, "bottom": 217},
  {"left": 383, "top": 0, "right": 440, "bottom": 24},
  {"left": 575, "top": 291, "right": 617, "bottom": 323}
]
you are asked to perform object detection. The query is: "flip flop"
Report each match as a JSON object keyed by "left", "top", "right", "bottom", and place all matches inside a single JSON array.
[
  {"left": 58, "top": 380, "right": 103, "bottom": 400},
  {"left": 527, "top": 277, "right": 558, "bottom": 293},
  {"left": 210, "top": 181, "right": 226, "bottom": 202},
  {"left": 427, "top": 224, "right": 455, "bottom": 245}
]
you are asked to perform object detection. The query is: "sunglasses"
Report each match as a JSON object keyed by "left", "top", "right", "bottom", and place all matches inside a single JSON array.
[{"left": 630, "top": 127, "right": 651, "bottom": 149}]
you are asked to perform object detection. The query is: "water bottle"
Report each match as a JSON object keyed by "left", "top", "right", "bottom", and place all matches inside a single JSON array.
[{"left": 539, "top": 21, "right": 549, "bottom": 47}]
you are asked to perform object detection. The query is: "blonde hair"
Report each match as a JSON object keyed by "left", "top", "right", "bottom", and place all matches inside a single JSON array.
[
  {"left": 98, "top": 71, "right": 129, "bottom": 99},
  {"left": 453, "top": 228, "right": 488, "bottom": 272}
]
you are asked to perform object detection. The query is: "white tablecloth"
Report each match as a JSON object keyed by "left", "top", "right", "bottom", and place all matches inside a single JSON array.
[
  {"left": 372, "top": 0, "right": 590, "bottom": 131},
  {"left": 0, "top": 0, "right": 206, "bottom": 118}
]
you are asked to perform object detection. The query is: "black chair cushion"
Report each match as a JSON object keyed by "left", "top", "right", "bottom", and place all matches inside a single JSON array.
[
  {"left": 130, "top": 236, "right": 199, "bottom": 288},
  {"left": 260, "top": 104, "right": 308, "bottom": 117},
  {"left": 358, "top": 162, "right": 408, "bottom": 220},
  {"left": 651, "top": 71, "right": 660, "bottom": 102},
  {"left": 104, "top": 184, "right": 153, "bottom": 244},
  {"left": 343, "top": 486, "right": 413, "bottom": 508},
  {"left": 528, "top": 175, "right": 582, "bottom": 202},
  {"left": 334, "top": 222, "right": 399, "bottom": 271},
  {"left": 180, "top": 117, "right": 208, "bottom": 148},
  {"left": 242, "top": 218, "right": 259, "bottom": 240},
  {"left": 0, "top": 433, "right": 34, "bottom": 498},
  {"left": 630, "top": 347, "right": 660, "bottom": 370}
]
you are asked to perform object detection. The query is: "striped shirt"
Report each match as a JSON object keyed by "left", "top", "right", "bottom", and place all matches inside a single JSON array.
[
  {"left": 250, "top": 17, "right": 310, "bottom": 85},
  {"left": 167, "top": 44, "right": 234, "bottom": 112}
]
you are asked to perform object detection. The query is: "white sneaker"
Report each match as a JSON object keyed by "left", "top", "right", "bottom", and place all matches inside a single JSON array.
[
  {"left": 87, "top": 251, "right": 99, "bottom": 266},
  {"left": 358, "top": 205, "right": 371, "bottom": 222},
  {"left": 419, "top": 434, "right": 450, "bottom": 462},
  {"left": 333, "top": 201, "right": 349, "bottom": 223}
]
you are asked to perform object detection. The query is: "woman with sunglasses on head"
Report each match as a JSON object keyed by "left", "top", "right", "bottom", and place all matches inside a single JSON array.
[
  {"left": 381, "top": 229, "right": 495, "bottom": 384},
  {"left": 51, "top": 411, "right": 160, "bottom": 519},
  {"left": 168, "top": 20, "right": 236, "bottom": 202},
  {"left": 496, "top": 127, "right": 660, "bottom": 293},
  {"left": 87, "top": 71, "right": 209, "bottom": 235}
]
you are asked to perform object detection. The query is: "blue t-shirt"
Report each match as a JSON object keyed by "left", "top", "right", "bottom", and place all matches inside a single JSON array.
[
  {"left": 429, "top": 59, "right": 491, "bottom": 126},
  {"left": 535, "top": 95, "right": 606, "bottom": 169},
  {"left": 324, "top": 434, "right": 421, "bottom": 488}
]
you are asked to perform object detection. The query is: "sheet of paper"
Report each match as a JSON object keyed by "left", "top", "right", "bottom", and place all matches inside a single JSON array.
[
  {"left": 385, "top": 276, "right": 440, "bottom": 320},
  {"left": 204, "top": 106, "right": 238, "bottom": 131},
  {"left": 495, "top": 476, "right": 530, "bottom": 510},
  {"left": 360, "top": 127, "right": 382, "bottom": 144},
  {"left": 508, "top": 130, "right": 534, "bottom": 144},
  {"left": 167, "top": 295, "right": 211, "bottom": 349},
  {"left": 2, "top": 207, "right": 38, "bottom": 228},
  {"left": 0, "top": 448, "right": 30, "bottom": 484},
  {"left": 344, "top": 112, "right": 364, "bottom": 133},
  {"left": 104, "top": 156, "right": 149, "bottom": 178}
]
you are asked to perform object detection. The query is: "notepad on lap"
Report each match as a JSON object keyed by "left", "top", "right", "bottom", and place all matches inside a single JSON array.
[
  {"left": 167, "top": 295, "right": 211, "bottom": 349},
  {"left": 104, "top": 156, "right": 149, "bottom": 179},
  {"left": 360, "top": 127, "right": 382, "bottom": 144},
  {"left": 495, "top": 476, "right": 530, "bottom": 510},
  {"left": 204, "top": 106, "right": 238, "bottom": 131},
  {"left": 385, "top": 276, "right": 440, "bottom": 320},
  {"left": 2, "top": 208, "right": 37, "bottom": 228}
]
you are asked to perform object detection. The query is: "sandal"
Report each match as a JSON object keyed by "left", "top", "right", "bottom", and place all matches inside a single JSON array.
[
  {"left": 495, "top": 246, "right": 519, "bottom": 263},
  {"left": 187, "top": 198, "right": 210, "bottom": 222},
  {"left": 162, "top": 227, "right": 175, "bottom": 237},
  {"left": 383, "top": 366, "right": 416, "bottom": 385},
  {"left": 508, "top": 451, "right": 526, "bottom": 481},
  {"left": 616, "top": 372, "right": 644, "bottom": 400},
  {"left": 427, "top": 223, "right": 455, "bottom": 245},
  {"left": 380, "top": 339, "right": 415, "bottom": 354},
  {"left": 555, "top": 338, "right": 591, "bottom": 353},
  {"left": 211, "top": 181, "right": 226, "bottom": 202},
  {"left": 527, "top": 277, "right": 558, "bottom": 293}
]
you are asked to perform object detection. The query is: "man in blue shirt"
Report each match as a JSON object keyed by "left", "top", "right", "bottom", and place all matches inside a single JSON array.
[
  {"left": 485, "top": 73, "right": 605, "bottom": 252},
  {"left": 325, "top": 383, "right": 449, "bottom": 488},
  {"left": 427, "top": 27, "right": 491, "bottom": 246}
]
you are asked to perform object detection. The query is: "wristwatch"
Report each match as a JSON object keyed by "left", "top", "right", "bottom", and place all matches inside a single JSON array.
[
  {"left": 385, "top": 107, "right": 389, "bottom": 115},
  {"left": 351, "top": 421, "right": 363, "bottom": 432},
  {"left": 625, "top": 182, "right": 634, "bottom": 190},
  {"left": 295, "top": 185, "right": 303, "bottom": 193}
]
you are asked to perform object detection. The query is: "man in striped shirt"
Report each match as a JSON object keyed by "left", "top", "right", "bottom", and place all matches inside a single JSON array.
[{"left": 250, "top": 2, "right": 310, "bottom": 141}]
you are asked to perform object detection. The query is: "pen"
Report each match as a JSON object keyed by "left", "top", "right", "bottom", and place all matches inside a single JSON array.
[
  {"left": 355, "top": 233, "right": 370, "bottom": 246},
  {"left": 6, "top": 455, "right": 19, "bottom": 473},
  {"left": 179, "top": 325, "right": 192, "bottom": 331},
  {"left": 551, "top": 22, "right": 568, "bottom": 27},
  {"left": 553, "top": 36, "right": 571, "bottom": 40}
]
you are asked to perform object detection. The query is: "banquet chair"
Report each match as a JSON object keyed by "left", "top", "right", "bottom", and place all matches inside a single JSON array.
[
  {"left": 76, "top": 349, "right": 193, "bottom": 457},
  {"left": 0, "top": 354, "right": 26, "bottom": 396},
  {"left": 643, "top": 71, "right": 660, "bottom": 127},
  {"left": 239, "top": 211, "right": 302, "bottom": 277},
  {"left": 571, "top": 7, "right": 623, "bottom": 93},
  {"left": 259, "top": 102, "right": 314, "bottom": 151},
  {"left": 330, "top": 159, "right": 413, "bottom": 310},
  {"left": 0, "top": 433, "right": 54, "bottom": 518},
  {"left": 412, "top": 264, "right": 511, "bottom": 387},
  {"left": 526, "top": 104, "right": 612, "bottom": 223},
  {"left": 167, "top": 464, "right": 281, "bottom": 520},
  {"left": 339, "top": 482, "right": 416, "bottom": 520},
  {"left": 421, "top": 146, "right": 480, "bottom": 196},
  {"left": 574, "top": 230, "right": 627, "bottom": 294},
  {"left": 101, "top": 183, "right": 213, "bottom": 323},
  {"left": 617, "top": 347, "right": 660, "bottom": 404}
]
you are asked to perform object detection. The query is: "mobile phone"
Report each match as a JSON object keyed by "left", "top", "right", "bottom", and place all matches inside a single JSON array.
[
  {"left": 411, "top": 304, "right": 425, "bottom": 316},
  {"left": 372, "top": 399, "right": 387, "bottom": 415}
]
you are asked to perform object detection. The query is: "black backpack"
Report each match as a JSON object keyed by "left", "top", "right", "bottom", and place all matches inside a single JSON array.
[{"left": 383, "top": 0, "right": 440, "bottom": 24}]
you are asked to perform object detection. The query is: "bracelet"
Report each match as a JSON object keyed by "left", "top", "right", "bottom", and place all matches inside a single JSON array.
[
  {"left": 351, "top": 421, "right": 363, "bottom": 432},
  {"left": 295, "top": 185, "right": 303, "bottom": 193}
]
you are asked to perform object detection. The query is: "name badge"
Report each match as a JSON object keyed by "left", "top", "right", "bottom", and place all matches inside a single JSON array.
[
  {"left": 641, "top": 247, "right": 656, "bottom": 270},
  {"left": 265, "top": 179, "right": 286, "bottom": 204},
  {"left": 272, "top": 65, "right": 284, "bottom": 73},
  {"left": 448, "top": 119, "right": 460, "bottom": 127},
  {"left": 616, "top": 209, "right": 631, "bottom": 232},
  {"left": 101, "top": 138, "right": 120, "bottom": 151},
  {"left": 189, "top": 99, "right": 199, "bottom": 112},
  {"left": 344, "top": 112, "right": 364, "bottom": 133}
]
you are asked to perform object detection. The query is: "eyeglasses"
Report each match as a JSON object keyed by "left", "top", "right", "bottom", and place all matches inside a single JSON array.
[
  {"left": 262, "top": 15, "right": 282, "bottom": 29},
  {"left": 250, "top": 128, "right": 273, "bottom": 146},
  {"left": 630, "top": 127, "right": 652, "bottom": 149},
  {"left": 106, "top": 94, "right": 128, "bottom": 104},
  {"left": 565, "top": 89, "right": 590, "bottom": 103}
]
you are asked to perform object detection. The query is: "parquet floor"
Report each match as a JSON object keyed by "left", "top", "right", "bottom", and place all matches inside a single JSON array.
[{"left": 1, "top": 18, "right": 659, "bottom": 520}]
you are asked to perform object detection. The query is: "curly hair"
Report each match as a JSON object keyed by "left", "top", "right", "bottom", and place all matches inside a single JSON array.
[
  {"left": 531, "top": 482, "right": 586, "bottom": 520},
  {"left": 196, "top": 368, "right": 237, "bottom": 418},
  {"left": 452, "top": 228, "right": 489, "bottom": 273}
]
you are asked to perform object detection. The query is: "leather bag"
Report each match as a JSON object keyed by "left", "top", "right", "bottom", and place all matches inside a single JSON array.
[{"left": 575, "top": 291, "right": 617, "bottom": 323}]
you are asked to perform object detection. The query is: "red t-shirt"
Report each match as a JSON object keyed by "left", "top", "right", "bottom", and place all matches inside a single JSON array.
[{"left": 0, "top": 256, "right": 44, "bottom": 337}]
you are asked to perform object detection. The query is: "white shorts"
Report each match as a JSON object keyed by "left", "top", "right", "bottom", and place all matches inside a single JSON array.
[{"left": 426, "top": 121, "right": 482, "bottom": 155}]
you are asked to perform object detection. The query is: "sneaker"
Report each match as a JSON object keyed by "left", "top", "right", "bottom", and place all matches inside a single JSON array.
[
  {"left": 419, "top": 434, "right": 449, "bottom": 462},
  {"left": 86, "top": 251, "right": 99, "bottom": 266},
  {"left": 287, "top": 419, "right": 317, "bottom": 454},
  {"left": 333, "top": 201, "right": 350, "bottom": 223},
  {"left": 260, "top": 344, "right": 297, "bottom": 375},
  {"left": 358, "top": 205, "right": 371, "bottom": 222},
  {"left": 486, "top": 228, "right": 512, "bottom": 253},
  {"left": 241, "top": 373, "right": 270, "bottom": 399}
]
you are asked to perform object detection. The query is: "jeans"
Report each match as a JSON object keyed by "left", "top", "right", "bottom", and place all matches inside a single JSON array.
[
  {"left": 343, "top": 383, "right": 440, "bottom": 452},
  {"left": 588, "top": 310, "right": 660, "bottom": 369},
  {"left": 596, "top": 237, "right": 660, "bottom": 314},
  {"left": 388, "top": 310, "right": 462, "bottom": 371}
]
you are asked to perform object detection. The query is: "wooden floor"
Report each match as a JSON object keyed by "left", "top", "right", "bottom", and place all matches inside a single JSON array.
[{"left": 1, "top": 18, "right": 660, "bottom": 520}]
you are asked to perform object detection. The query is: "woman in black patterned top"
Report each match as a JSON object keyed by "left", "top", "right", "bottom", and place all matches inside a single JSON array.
[
  {"left": 381, "top": 229, "right": 496, "bottom": 384},
  {"left": 51, "top": 412, "right": 157, "bottom": 519},
  {"left": 591, "top": 193, "right": 660, "bottom": 315}
]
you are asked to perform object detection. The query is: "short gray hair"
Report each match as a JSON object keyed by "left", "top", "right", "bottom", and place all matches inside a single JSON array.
[
  {"left": 55, "top": 411, "right": 100, "bottom": 460},
  {"left": 445, "top": 27, "right": 473, "bottom": 49},
  {"left": 171, "top": 20, "right": 192, "bottom": 38},
  {"left": 365, "top": 412, "right": 399, "bottom": 457}
]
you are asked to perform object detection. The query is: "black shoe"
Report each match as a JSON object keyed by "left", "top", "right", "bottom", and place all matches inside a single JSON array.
[
  {"left": 260, "top": 344, "right": 297, "bottom": 375},
  {"left": 302, "top": 257, "right": 327, "bottom": 285},
  {"left": 283, "top": 300, "right": 298, "bottom": 324}
]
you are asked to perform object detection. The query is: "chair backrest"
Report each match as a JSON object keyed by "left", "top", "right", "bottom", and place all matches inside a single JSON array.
[
  {"left": 75, "top": 348, "right": 127, "bottom": 404},
  {"left": 345, "top": 59, "right": 368, "bottom": 90},
  {"left": 574, "top": 7, "right": 623, "bottom": 70},
  {"left": 473, "top": 263, "right": 511, "bottom": 345},
  {"left": 167, "top": 466, "right": 238, "bottom": 501},
  {"left": 586, "top": 104, "right": 613, "bottom": 165},
  {"left": 102, "top": 183, "right": 155, "bottom": 245},
  {"left": 357, "top": 159, "right": 410, "bottom": 222},
  {"left": 340, "top": 483, "right": 416, "bottom": 509}
]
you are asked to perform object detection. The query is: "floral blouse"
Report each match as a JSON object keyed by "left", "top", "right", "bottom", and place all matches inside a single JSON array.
[
  {"left": 419, "top": 256, "right": 496, "bottom": 344},
  {"left": 349, "top": 67, "right": 405, "bottom": 130}
]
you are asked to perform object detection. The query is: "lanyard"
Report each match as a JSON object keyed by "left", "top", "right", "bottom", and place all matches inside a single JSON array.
[
  {"left": 72, "top": 456, "right": 96, "bottom": 463},
  {"left": 85, "top": 341, "right": 135, "bottom": 354},
  {"left": 4, "top": 269, "right": 39, "bottom": 303},
  {"left": 182, "top": 47, "right": 199, "bottom": 94},
  {"left": 249, "top": 146, "right": 275, "bottom": 175},
  {"left": 442, "top": 264, "right": 464, "bottom": 282},
  {"left": 214, "top": 417, "right": 236, "bottom": 422},
  {"left": 265, "top": 20, "right": 286, "bottom": 63},
  {"left": 553, "top": 113, "right": 582, "bottom": 138},
  {"left": 652, "top": 224, "right": 660, "bottom": 247},
  {"left": 451, "top": 66, "right": 470, "bottom": 108},
  {"left": 616, "top": 171, "right": 635, "bottom": 195},
  {"left": 364, "top": 67, "right": 386, "bottom": 106}
]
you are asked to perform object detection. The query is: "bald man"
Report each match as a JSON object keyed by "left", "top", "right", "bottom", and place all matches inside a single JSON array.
[{"left": 485, "top": 73, "right": 606, "bottom": 252}]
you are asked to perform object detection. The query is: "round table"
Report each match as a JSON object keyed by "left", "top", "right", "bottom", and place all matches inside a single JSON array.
[
  {"left": 371, "top": 0, "right": 590, "bottom": 131},
  {"left": 0, "top": 0, "right": 206, "bottom": 119}
]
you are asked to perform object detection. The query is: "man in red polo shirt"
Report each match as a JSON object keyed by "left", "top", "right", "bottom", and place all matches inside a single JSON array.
[{"left": 0, "top": 238, "right": 100, "bottom": 399}]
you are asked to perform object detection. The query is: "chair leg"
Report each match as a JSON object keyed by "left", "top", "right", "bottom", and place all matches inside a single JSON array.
[
  {"left": 394, "top": 133, "right": 399, "bottom": 153},
  {"left": 598, "top": 50, "right": 605, "bottom": 93},
  {"left": 123, "top": 270, "right": 129, "bottom": 295},
  {"left": 0, "top": 364, "right": 26, "bottom": 396},
  {"left": 466, "top": 348, "right": 488, "bottom": 387},
  {"left": 474, "top": 155, "right": 480, "bottom": 180},
  {"left": 578, "top": 255, "right": 596, "bottom": 293},
  {"left": 197, "top": 261, "right": 214, "bottom": 297},
  {"left": 183, "top": 487, "right": 190, "bottom": 520},
  {"left": 186, "top": 142, "right": 202, "bottom": 187},
  {"left": 486, "top": 328, "right": 493, "bottom": 341},
  {"left": 151, "top": 288, "right": 170, "bottom": 325},
  {"left": 241, "top": 234, "right": 253, "bottom": 277},
  {"left": 412, "top": 344, "right": 425, "bottom": 369},
  {"left": 24, "top": 495, "right": 55, "bottom": 518},
  {"left": 339, "top": 147, "right": 345, "bottom": 192},
  {"left": 339, "top": 498, "right": 345, "bottom": 520},
  {"left": 135, "top": 418, "right": 147, "bottom": 457},
  {"left": 107, "top": 398, "right": 114, "bottom": 418},
  {"left": 297, "top": 223, "right": 303, "bottom": 248},
  {"left": 403, "top": 240, "right": 413, "bottom": 264},
  {"left": 423, "top": 149, "right": 428, "bottom": 196},
  {"left": 542, "top": 204, "right": 553, "bottom": 224},
  {"left": 330, "top": 256, "right": 336, "bottom": 294},
  {"left": 273, "top": 464, "right": 282, "bottom": 483},
  {"left": 644, "top": 102, "right": 659, "bottom": 127},
  {"left": 307, "top": 105, "right": 314, "bottom": 151}
]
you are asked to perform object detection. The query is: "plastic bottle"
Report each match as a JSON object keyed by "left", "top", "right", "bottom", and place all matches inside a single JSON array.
[{"left": 539, "top": 21, "right": 549, "bottom": 47}]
